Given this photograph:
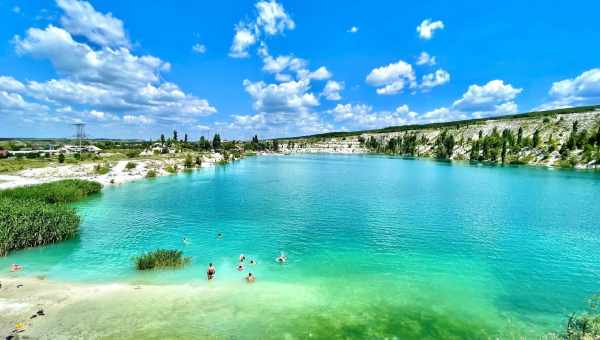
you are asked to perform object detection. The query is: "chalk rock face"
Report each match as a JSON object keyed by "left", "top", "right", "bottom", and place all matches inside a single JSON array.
[{"left": 277, "top": 110, "right": 600, "bottom": 168}]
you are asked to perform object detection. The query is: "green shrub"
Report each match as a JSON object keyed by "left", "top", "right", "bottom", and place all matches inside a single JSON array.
[
  {"left": 564, "top": 295, "right": 600, "bottom": 339},
  {"left": 126, "top": 150, "right": 140, "bottom": 158},
  {"left": 164, "top": 165, "right": 176, "bottom": 173},
  {"left": 0, "top": 198, "right": 80, "bottom": 256},
  {"left": 146, "top": 169, "right": 157, "bottom": 178},
  {"left": 125, "top": 162, "right": 137, "bottom": 170},
  {"left": 184, "top": 154, "right": 193, "bottom": 168},
  {"left": 0, "top": 179, "right": 102, "bottom": 204},
  {"left": 94, "top": 163, "right": 111, "bottom": 175},
  {"left": 134, "top": 249, "right": 190, "bottom": 270}
]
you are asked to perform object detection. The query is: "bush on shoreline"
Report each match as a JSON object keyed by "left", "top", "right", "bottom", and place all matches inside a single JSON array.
[
  {"left": 564, "top": 295, "right": 600, "bottom": 339},
  {"left": 146, "top": 169, "right": 157, "bottom": 178},
  {"left": 134, "top": 249, "right": 190, "bottom": 270},
  {"left": 125, "top": 162, "right": 137, "bottom": 170},
  {"left": 0, "top": 179, "right": 102, "bottom": 204}
]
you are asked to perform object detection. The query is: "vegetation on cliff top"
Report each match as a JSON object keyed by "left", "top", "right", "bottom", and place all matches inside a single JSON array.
[{"left": 278, "top": 105, "right": 600, "bottom": 140}]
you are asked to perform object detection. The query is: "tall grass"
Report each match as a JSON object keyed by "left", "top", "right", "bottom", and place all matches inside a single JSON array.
[
  {"left": 0, "top": 179, "right": 102, "bottom": 203},
  {"left": 0, "top": 179, "right": 101, "bottom": 256},
  {"left": 0, "top": 198, "right": 79, "bottom": 256},
  {"left": 134, "top": 249, "right": 190, "bottom": 270}
]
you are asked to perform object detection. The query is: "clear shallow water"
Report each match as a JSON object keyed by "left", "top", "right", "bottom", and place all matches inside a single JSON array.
[{"left": 2, "top": 154, "right": 600, "bottom": 338}]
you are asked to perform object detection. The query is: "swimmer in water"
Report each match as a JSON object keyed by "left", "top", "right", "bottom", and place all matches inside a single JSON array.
[
  {"left": 217, "top": 233, "right": 223, "bottom": 239},
  {"left": 276, "top": 252, "right": 287, "bottom": 264},
  {"left": 10, "top": 264, "right": 22, "bottom": 272},
  {"left": 239, "top": 254, "right": 246, "bottom": 262},
  {"left": 182, "top": 237, "right": 190, "bottom": 245},
  {"left": 249, "top": 259, "right": 256, "bottom": 265},
  {"left": 246, "top": 273, "right": 256, "bottom": 283},
  {"left": 207, "top": 263, "right": 216, "bottom": 280},
  {"left": 237, "top": 264, "right": 244, "bottom": 272}
]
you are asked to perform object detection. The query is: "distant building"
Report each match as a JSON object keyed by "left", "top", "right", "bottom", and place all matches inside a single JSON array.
[
  {"left": 59, "top": 145, "right": 102, "bottom": 154},
  {"left": 0, "top": 149, "right": 8, "bottom": 158},
  {"left": 140, "top": 143, "right": 175, "bottom": 155}
]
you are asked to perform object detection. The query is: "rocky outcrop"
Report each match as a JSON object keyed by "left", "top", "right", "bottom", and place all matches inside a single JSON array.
[{"left": 278, "top": 110, "right": 600, "bottom": 169}]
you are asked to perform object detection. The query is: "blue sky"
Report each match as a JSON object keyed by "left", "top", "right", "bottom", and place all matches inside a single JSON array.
[{"left": 0, "top": 0, "right": 599, "bottom": 140}]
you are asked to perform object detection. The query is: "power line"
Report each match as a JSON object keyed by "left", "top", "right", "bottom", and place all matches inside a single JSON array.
[{"left": 72, "top": 123, "right": 86, "bottom": 157}]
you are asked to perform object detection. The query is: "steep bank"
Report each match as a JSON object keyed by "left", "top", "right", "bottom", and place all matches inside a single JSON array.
[{"left": 278, "top": 106, "right": 600, "bottom": 169}]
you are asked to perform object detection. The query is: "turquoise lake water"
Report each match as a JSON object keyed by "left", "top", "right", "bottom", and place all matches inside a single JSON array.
[{"left": 2, "top": 154, "right": 600, "bottom": 338}]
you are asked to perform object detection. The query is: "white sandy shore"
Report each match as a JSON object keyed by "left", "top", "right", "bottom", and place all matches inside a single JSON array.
[
  {"left": 0, "top": 276, "right": 319, "bottom": 339},
  {"left": 0, "top": 276, "right": 194, "bottom": 337},
  {"left": 0, "top": 153, "right": 225, "bottom": 190}
]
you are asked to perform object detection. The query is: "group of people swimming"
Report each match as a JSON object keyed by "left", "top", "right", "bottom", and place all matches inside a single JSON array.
[
  {"left": 182, "top": 233, "right": 288, "bottom": 283},
  {"left": 206, "top": 252, "right": 288, "bottom": 283}
]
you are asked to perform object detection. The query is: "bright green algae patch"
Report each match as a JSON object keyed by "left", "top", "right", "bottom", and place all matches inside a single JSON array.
[{"left": 19, "top": 280, "right": 517, "bottom": 339}]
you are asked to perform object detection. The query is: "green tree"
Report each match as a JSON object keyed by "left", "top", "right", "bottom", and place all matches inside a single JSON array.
[
  {"left": 173, "top": 130, "right": 178, "bottom": 142},
  {"left": 184, "top": 133, "right": 188, "bottom": 144},
  {"left": 58, "top": 153, "right": 65, "bottom": 163},
  {"left": 470, "top": 140, "right": 480, "bottom": 160},
  {"left": 516, "top": 127, "right": 523, "bottom": 146},
  {"left": 212, "top": 133, "right": 221, "bottom": 150},
  {"left": 576, "top": 130, "right": 588, "bottom": 149},
  {"left": 272, "top": 139, "right": 279, "bottom": 152},
  {"left": 532, "top": 129, "right": 541, "bottom": 148},
  {"left": 434, "top": 130, "right": 455, "bottom": 159},
  {"left": 160, "top": 134, "right": 165, "bottom": 145}
]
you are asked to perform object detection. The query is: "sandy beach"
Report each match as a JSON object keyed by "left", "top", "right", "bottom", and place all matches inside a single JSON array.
[{"left": 0, "top": 275, "right": 320, "bottom": 339}]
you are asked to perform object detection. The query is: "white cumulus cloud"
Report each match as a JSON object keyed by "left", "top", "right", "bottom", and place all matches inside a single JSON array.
[
  {"left": 416, "top": 51, "right": 436, "bottom": 66},
  {"left": 3, "top": 2, "right": 216, "bottom": 129},
  {"left": 416, "top": 19, "right": 444, "bottom": 40},
  {"left": 453, "top": 80, "right": 522, "bottom": 117},
  {"left": 539, "top": 68, "right": 600, "bottom": 109},
  {"left": 229, "top": 0, "right": 294, "bottom": 58},
  {"left": 192, "top": 43, "right": 206, "bottom": 54},
  {"left": 420, "top": 69, "right": 450, "bottom": 91},
  {"left": 366, "top": 60, "right": 416, "bottom": 95},
  {"left": 57, "top": 0, "right": 129, "bottom": 48},
  {"left": 322, "top": 80, "right": 344, "bottom": 101},
  {"left": 0, "top": 76, "right": 26, "bottom": 93}
]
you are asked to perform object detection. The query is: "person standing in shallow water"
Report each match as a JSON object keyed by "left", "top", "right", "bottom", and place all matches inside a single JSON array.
[
  {"left": 207, "top": 263, "right": 216, "bottom": 280},
  {"left": 246, "top": 273, "right": 255, "bottom": 283}
]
